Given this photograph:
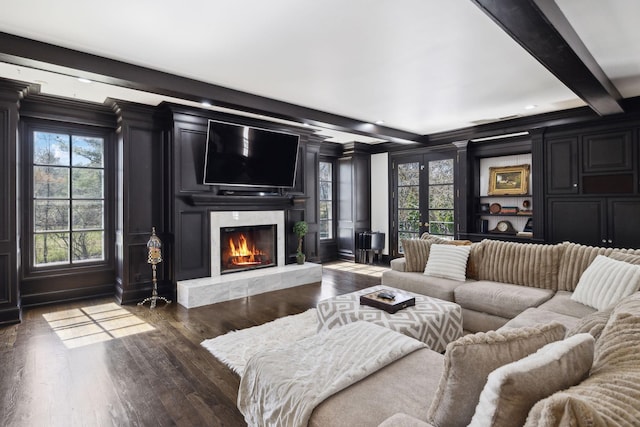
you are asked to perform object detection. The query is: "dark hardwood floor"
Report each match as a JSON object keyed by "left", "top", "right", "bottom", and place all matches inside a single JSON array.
[{"left": 0, "top": 267, "right": 379, "bottom": 427}]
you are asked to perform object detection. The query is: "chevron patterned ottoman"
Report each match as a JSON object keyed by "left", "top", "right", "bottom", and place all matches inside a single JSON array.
[{"left": 316, "top": 285, "right": 463, "bottom": 352}]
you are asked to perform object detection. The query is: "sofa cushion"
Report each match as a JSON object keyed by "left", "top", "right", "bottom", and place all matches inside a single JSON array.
[
  {"left": 426, "top": 322, "right": 566, "bottom": 427},
  {"left": 309, "top": 348, "right": 444, "bottom": 427},
  {"left": 565, "top": 307, "right": 613, "bottom": 340},
  {"left": 608, "top": 251, "right": 640, "bottom": 265},
  {"left": 381, "top": 270, "right": 465, "bottom": 302},
  {"left": 454, "top": 281, "right": 555, "bottom": 319},
  {"left": 537, "top": 290, "right": 597, "bottom": 318},
  {"left": 402, "top": 239, "right": 432, "bottom": 272},
  {"left": 478, "top": 240, "right": 564, "bottom": 290},
  {"left": 424, "top": 244, "right": 471, "bottom": 282},
  {"left": 524, "top": 293, "right": 640, "bottom": 427},
  {"left": 571, "top": 255, "right": 640, "bottom": 311},
  {"left": 500, "top": 307, "right": 581, "bottom": 331},
  {"left": 378, "top": 413, "right": 434, "bottom": 427},
  {"left": 469, "top": 333, "right": 594, "bottom": 427}
]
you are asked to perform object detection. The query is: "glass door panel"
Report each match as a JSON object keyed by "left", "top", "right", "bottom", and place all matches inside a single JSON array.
[
  {"left": 427, "top": 159, "right": 455, "bottom": 238},
  {"left": 396, "top": 161, "right": 421, "bottom": 254}
]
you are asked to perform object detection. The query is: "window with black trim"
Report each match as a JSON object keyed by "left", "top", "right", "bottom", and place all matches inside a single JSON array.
[
  {"left": 319, "top": 160, "right": 334, "bottom": 240},
  {"left": 28, "top": 126, "right": 108, "bottom": 269}
]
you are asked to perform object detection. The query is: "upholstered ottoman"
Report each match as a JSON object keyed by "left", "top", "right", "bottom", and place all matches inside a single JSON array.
[{"left": 316, "top": 285, "right": 463, "bottom": 352}]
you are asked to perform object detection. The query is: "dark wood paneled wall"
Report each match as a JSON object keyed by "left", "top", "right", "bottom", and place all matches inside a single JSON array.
[
  {"left": 160, "top": 103, "right": 322, "bottom": 281},
  {"left": 110, "top": 100, "right": 168, "bottom": 304},
  {"left": 337, "top": 143, "right": 371, "bottom": 261},
  {"left": 0, "top": 79, "right": 31, "bottom": 324}
]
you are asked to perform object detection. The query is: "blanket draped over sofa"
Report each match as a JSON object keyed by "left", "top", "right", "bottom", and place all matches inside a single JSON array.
[{"left": 237, "top": 321, "right": 426, "bottom": 427}]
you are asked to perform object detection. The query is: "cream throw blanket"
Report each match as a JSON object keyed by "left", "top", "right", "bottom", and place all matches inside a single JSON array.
[{"left": 237, "top": 321, "right": 426, "bottom": 427}]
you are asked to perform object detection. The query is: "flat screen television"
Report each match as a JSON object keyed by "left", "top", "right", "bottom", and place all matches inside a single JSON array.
[{"left": 203, "top": 120, "right": 300, "bottom": 188}]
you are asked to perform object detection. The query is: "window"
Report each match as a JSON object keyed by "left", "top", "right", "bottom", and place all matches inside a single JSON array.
[
  {"left": 396, "top": 161, "right": 421, "bottom": 253},
  {"left": 427, "top": 159, "right": 455, "bottom": 239},
  {"left": 31, "top": 130, "right": 106, "bottom": 267},
  {"left": 319, "top": 161, "right": 333, "bottom": 239}
]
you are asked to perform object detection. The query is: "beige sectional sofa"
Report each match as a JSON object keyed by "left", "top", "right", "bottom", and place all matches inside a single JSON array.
[
  {"left": 311, "top": 238, "right": 640, "bottom": 426},
  {"left": 381, "top": 235, "right": 640, "bottom": 332},
  {"left": 242, "top": 236, "right": 640, "bottom": 426}
]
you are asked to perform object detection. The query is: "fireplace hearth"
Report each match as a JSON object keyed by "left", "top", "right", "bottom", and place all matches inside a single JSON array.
[
  {"left": 176, "top": 210, "right": 322, "bottom": 309},
  {"left": 220, "top": 225, "right": 276, "bottom": 274}
]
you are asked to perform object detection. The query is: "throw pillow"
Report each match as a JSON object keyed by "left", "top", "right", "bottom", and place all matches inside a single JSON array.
[
  {"left": 426, "top": 322, "right": 566, "bottom": 427},
  {"left": 423, "top": 244, "right": 471, "bottom": 282},
  {"left": 401, "top": 239, "right": 432, "bottom": 272},
  {"left": 469, "top": 333, "right": 595, "bottom": 427},
  {"left": 571, "top": 255, "right": 640, "bottom": 311}
]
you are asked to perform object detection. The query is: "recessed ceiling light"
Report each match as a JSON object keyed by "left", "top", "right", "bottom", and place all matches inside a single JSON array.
[
  {"left": 201, "top": 101, "right": 212, "bottom": 107},
  {"left": 77, "top": 77, "right": 92, "bottom": 83},
  {"left": 303, "top": 123, "right": 310, "bottom": 127},
  {"left": 375, "top": 120, "right": 385, "bottom": 125},
  {"left": 524, "top": 104, "right": 537, "bottom": 110}
]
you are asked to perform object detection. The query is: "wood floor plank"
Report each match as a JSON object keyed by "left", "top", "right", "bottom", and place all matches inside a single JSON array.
[{"left": 0, "top": 266, "right": 381, "bottom": 426}]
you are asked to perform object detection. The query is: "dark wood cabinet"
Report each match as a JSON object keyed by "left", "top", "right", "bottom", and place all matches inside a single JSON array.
[
  {"left": 546, "top": 137, "right": 578, "bottom": 194},
  {"left": 547, "top": 198, "right": 605, "bottom": 246},
  {"left": 547, "top": 197, "right": 640, "bottom": 248},
  {"left": 582, "top": 130, "right": 633, "bottom": 173},
  {"left": 609, "top": 199, "right": 640, "bottom": 249},
  {"left": 545, "top": 124, "right": 639, "bottom": 248}
]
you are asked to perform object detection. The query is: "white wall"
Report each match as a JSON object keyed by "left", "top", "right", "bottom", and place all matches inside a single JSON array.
[{"left": 370, "top": 152, "right": 389, "bottom": 255}]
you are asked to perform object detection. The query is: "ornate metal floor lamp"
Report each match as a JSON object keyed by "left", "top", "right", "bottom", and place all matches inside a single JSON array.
[{"left": 138, "top": 227, "right": 172, "bottom": 309}]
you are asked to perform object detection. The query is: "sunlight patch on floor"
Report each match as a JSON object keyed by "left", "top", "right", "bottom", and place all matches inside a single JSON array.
[
  {"left": 43, "top": 303, "right": 155, "bottom": 349},
  {"left": 323, "top": 261, "right": 389, "bottom": 278}
]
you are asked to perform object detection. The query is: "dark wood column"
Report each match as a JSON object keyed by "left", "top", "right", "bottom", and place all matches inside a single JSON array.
[
  {"left": 0, "top": 79, "right": 33, "bottom": 324},
  {"left": 337, "top": 143, "right": 371, "bottom": 261},
  {"left": 109, "top": 100, "right": 168, "bottom": 304},
  {"left": 453, "top": 140, "right": 470, "bottom": 237}
]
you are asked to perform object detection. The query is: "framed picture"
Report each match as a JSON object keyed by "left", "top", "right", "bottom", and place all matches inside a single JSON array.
[{"left": 488, "top": 164, "right": 530, "bottom": 195}]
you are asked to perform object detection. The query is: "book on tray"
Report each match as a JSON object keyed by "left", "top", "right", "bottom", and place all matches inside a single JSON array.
[{"left": 360, "top": 288, "right": 416, "bottom": 314}]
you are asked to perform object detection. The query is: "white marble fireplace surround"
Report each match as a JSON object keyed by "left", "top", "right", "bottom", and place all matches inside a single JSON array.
[{"left": 177, "top": 210, "right": 322, "bottom": 309}]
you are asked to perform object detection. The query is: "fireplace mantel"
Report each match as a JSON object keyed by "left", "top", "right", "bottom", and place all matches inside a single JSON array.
[{"left": 187, "top": 193, "right": 304, "bottom": 208}]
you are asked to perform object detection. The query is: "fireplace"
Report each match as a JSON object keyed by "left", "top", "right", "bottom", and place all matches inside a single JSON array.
[
  {"left": 177, "top": 210, "right": 322, "bottom": 308},
  {"left": 220, "top": 225, "right": 276, "bottom": 274}
]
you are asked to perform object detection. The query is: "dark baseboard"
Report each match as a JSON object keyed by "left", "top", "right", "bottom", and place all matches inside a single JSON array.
[{"left": 0, "top": 306, "right": 21, "bottom": 325}]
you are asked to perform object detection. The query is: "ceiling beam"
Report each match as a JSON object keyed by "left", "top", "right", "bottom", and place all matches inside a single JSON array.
[
  {"left": 471, "top": 0, "right": 623, "bottom": 116},
  {"left": 0, "top": 32, "right": 420, "bottom": 144}
]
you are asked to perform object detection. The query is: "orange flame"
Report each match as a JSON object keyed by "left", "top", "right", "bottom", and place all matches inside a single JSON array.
[{"left": 228, "top": 234, "right": 265, "bottom": 265}]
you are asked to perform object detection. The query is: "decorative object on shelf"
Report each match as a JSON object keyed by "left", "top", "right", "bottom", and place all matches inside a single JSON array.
[
  {"left": 490, "top": 220, "right": 517, "bottom": 234},
  {"left": 499, "top": 206, "right": 519, "bottom": 214},
  {"left": 480, "top": 203, "right": 490, "bottom": 213},
  {"left": 293, "top": 220, "right": 308, "bottom": 264},
  {"left": 138, "top": 227, "right": 172, "bottom": 309},
  {"left": 488, "top": 164, "right": 530, "bottom": 195},
  {"left": 489, "top": 203, "right": 502, "bottom": 214},
  {"left": 521, "top": 199, "right": 531, "bottom": 211},
  {"left": 523, "top": 218, "right": 533, "bottom": 232}
]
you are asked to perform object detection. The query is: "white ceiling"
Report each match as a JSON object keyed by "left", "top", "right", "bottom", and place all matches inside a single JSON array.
[{"left": 0, "top": 0, "right": 639, "bottom": 143}]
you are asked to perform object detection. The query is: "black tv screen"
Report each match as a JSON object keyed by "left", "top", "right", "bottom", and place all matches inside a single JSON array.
[{"left": 203, "top": 120, "right": 300, "bottom": 188}]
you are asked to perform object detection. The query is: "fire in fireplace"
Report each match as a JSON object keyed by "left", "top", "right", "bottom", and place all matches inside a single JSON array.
[{"left": 220, "top": 225, "right": 277, "bottom": 274}]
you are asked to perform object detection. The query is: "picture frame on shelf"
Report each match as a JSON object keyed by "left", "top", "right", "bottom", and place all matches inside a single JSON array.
[{"left": 488, "top": 164, "right": 530, "bottom": 195}]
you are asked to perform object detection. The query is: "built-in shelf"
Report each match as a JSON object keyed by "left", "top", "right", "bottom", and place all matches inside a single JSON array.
[
  {"left": 459, "top": 232, "right": 542, "bottom": 243},
  {"left": 479, "top": 194, "right": 532, "bottom": 198},
  {"left": 477, "top": 212, "right": 533, "bottom": 217}
]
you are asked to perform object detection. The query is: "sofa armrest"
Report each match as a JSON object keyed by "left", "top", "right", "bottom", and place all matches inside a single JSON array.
[{"left": 390, "top": 257, "right": 407, "bottom": 272}]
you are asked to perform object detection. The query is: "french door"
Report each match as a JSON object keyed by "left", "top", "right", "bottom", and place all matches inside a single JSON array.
[{"left": 392, "top": 152, "right": 456, "bottom": 256}]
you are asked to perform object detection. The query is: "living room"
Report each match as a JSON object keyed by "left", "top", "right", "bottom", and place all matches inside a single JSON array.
[{"left": 1, "top": 1, "right": 640, "bottom": 426}]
